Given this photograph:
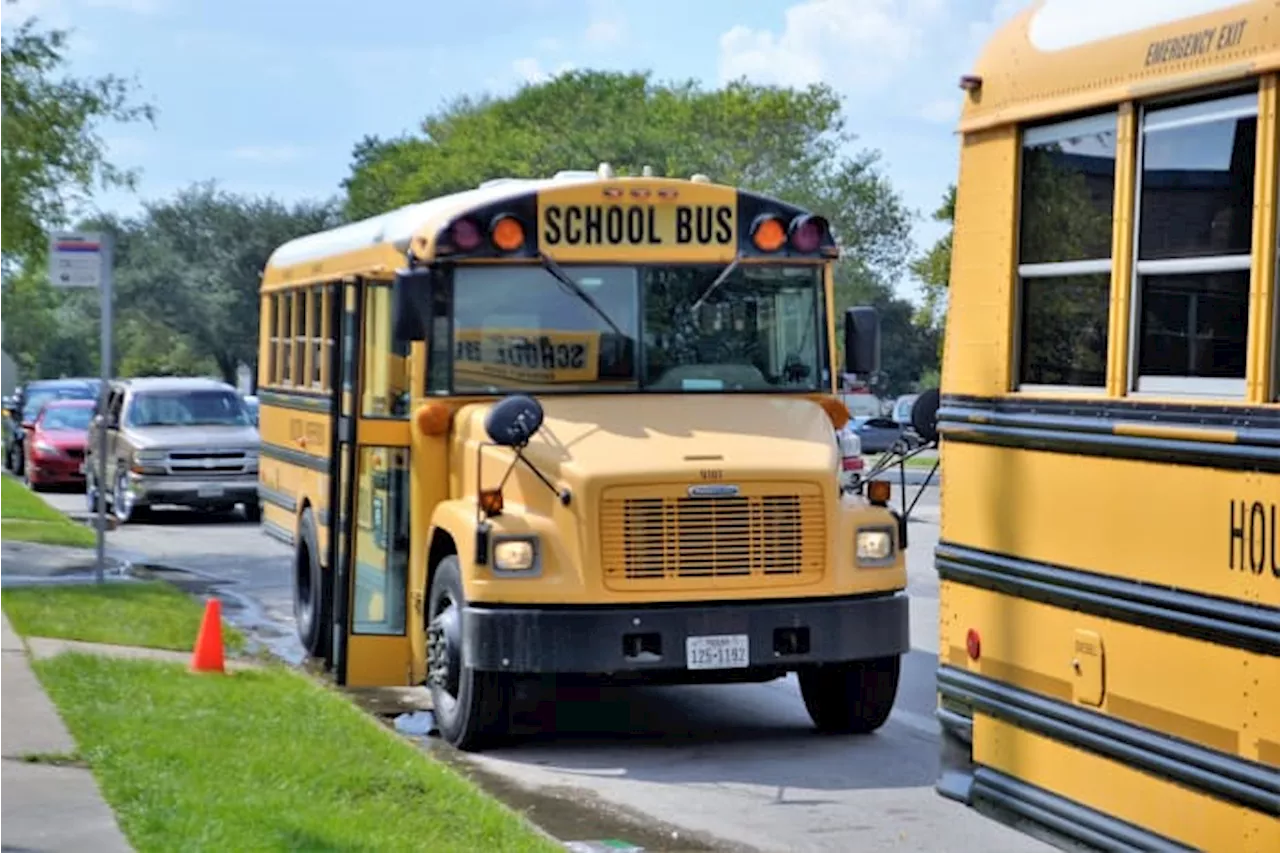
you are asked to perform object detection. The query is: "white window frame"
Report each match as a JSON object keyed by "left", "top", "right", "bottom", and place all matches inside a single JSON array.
[
  {"left": 1128, "top": 88, "right": 1258, "bottom": 400},
  {"left": 1015, "top": 110, "right": 1118, "bottom": 394}
]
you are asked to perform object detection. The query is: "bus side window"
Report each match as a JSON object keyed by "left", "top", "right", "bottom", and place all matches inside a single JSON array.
[{"left": 361, "top": 284, "right": 410, "bottom": 418}]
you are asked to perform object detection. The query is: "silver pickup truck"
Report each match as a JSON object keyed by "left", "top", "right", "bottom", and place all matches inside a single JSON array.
[{"left": 84, "top": 376, "right": 260, "bottom": 524}]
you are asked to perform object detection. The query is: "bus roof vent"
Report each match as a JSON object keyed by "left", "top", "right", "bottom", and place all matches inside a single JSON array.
[
  {"left": 641, "top": 165, "right": 654, "bottom": 177},
  {"left": 690, "top": 173, "right": 711, "bottom": 184},
  {"left": 597, "top": 162, "right": 615, "bottom": 179}
]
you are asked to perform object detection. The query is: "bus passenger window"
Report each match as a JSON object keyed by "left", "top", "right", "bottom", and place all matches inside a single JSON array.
[
  {"left": 1017, "top": 111, "right": 1116, "bottom": 389},
  {"left": 361, "top": 285, "right": 410, "bottom": 417},
  {"left": 1135, "top": 91, "right": 1256, "bottom": 397},
  {"left": 352, "top": 447, "right": 408, "bottom": 636}
]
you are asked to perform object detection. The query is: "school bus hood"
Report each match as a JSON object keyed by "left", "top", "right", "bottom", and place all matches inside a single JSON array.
[{"left": 454, "top": 394, "right": 840, "bottom": 491}]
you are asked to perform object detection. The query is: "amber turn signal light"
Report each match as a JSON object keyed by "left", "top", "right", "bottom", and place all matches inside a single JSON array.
[
  {"left": 750, "top": 214, "right": 786, "bottom": 252},
  {"left": 414, "top": 402, "right": 452, "bottom": 436},
  {"left": 867, "top": 479, "right": 890, "bottom": 505},
  {"left": 490, "top": 215, "right": 525, "bottom": 252},
  {"left": 479, "top": 488, "right": 504, "bottom": 516}
]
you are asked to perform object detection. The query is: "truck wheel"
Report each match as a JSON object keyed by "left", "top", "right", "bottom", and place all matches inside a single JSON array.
[
  {"left": 426, "top": 555, "right": 509, "bottom": 751},
  {"left": 243, "top": 500, "right": 262, "bottom": 523},
  {"left": 293, "top": 507, "right": 332, "bottom": 664},
  {"left": 799, "top": 655, "right": 901, "bottom": 734}
]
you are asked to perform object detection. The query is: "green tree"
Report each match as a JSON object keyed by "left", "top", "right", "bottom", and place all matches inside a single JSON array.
[
  {"left": 94, "top": 183, "right": 343, "bottom": 384},
  {"left": 909, "top": 185, "right": 955, "bottom": 336},
  {"left": 1, "top": 3, "right": 155, "bottom": 263},
  {"left": 345, "top": 69, "right": 930, "bottom": 395}
]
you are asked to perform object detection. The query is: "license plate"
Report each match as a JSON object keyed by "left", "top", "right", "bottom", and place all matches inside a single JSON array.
[
  {"left": 197, "top": 485, "right": 225, "bottom": 498},
  {"left": 685, "top": 634, "right": 750, "bottom": 670}
]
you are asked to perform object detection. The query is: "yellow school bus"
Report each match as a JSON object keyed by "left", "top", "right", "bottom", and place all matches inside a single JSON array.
[
  {"left": 899, "top": 2, "right": 1280, "bottom": 850},
  {"left": 256, "top": 164, "right": 912, "bottom": 749}
]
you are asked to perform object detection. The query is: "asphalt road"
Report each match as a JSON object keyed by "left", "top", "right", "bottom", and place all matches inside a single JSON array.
[{"left": 39, "top": 483, "right": 1050, "bottom": 853}]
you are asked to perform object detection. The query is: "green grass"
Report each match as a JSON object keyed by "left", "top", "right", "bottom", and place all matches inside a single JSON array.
[
  {"left": 2, "top": 581, "right": 245, "bottom": 653},
  {"left": 1, "top": 517, "right": 97, "bottom": 547},
  {"left": 34, "top": 654, "right": 560, "bottom": 853},
  {"left": 1, "top": 474, "right": 68, "bottom": 521},
  {"left": 1, "top": 474, "right": 96, "bottom": 546}
]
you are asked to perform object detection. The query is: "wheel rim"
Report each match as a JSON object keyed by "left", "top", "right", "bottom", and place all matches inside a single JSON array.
[
  {"left": 294, "top": 544, "right": 314, "bottom": 639},
  {"left": 113, "top": 473, "right": 133, "bottom": 522},
  {"left": 426, "top": 590, "right": 461, "bottom": 704}
]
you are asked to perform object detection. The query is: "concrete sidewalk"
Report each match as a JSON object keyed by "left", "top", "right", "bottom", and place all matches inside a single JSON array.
[{"left": 1, "top": 612, "right": 134, "bottom": 853}]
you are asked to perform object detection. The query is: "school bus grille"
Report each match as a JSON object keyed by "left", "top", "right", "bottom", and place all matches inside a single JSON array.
[{"left": 600, "top": 486, "right": 826, "bottom": 589}]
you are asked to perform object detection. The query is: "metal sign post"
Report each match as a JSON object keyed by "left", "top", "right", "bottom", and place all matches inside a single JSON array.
[{"left": 49, "top": 231, "right": 113, "bottom": 583}]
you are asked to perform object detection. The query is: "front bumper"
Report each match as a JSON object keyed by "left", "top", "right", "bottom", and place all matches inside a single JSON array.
[
  {"left": 462, "top": 591, "right": 909, "bottom": 675},
  {"left": 127, "top": 473, "right": 259, "bottom": 507}
]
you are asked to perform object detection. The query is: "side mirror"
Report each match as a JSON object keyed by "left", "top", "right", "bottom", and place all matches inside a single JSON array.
[
  {"left": 911, "top": 387, "right": 941, "bottom": 445},
  {"left": 843, "top": 306, "right": 881, "bottom": 377},
  {"left": 484, "top": 394, "right": 544, "bottom": 448},
  {"left": 391, "top": 269, "right": 434, "bottom": 343}
]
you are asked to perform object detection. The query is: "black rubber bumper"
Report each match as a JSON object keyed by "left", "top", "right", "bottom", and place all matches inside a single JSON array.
[{"left": 462, "top": 591, "right": 910, "bottom": 674}]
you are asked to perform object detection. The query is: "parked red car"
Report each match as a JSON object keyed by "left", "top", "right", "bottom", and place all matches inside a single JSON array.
[{"left": 24, "top": 398, "right": 95, "bottom": 491}]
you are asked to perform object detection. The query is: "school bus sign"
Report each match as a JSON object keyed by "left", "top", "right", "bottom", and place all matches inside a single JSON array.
[{"left": 536, "top": 181, "right": 739, "bottom": 263}]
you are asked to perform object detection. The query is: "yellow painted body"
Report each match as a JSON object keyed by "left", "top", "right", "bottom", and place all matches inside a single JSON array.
[
  {"left": 257, "top": 175, "right": 902, "bottom": 691},
  {"left": 943, "top": 2, "right": 1280, "bottom": 850}
]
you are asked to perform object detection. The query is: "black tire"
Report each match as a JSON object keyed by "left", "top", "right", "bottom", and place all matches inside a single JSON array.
[
  {"left": 426, "top": 555, "right": 510, "bottom": 751},
  {"left": 798, "top": 655, "right": 901, "bottom": 734},
  {"left": 243, "top": 500, "right": 262, "bottom": 523},
  {"left": 293, "top": 507, "right": 332, "bottom": 664},
  {"left": 10, "top": 442, "right": 24, "bottom": 477}
]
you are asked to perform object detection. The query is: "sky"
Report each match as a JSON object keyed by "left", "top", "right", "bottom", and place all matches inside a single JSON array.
[{"left": 2, "top": 0, "right": 1034, "bottom": 301}]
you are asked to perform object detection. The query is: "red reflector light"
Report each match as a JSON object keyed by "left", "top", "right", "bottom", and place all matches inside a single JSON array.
[
  {"left": 966, "top": 628, "right": 981, "bottom": 660},
  {"left": 789, "top": 215, "right": 827, "bottom": 253},
  {"left": 451, "top": 218, "right": 482, "bottom": 252},
  {"left": 842, "top": 456, "right": 864, "bottom": 471}
]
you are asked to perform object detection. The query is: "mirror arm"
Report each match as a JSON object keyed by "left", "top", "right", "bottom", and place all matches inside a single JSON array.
[{"left": 515, "top": 452, "right": 572, "bottom": 506}]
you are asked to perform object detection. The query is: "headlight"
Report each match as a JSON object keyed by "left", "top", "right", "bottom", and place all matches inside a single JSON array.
[
  {"left": 855, "top": 528, "right": 894, "bottom": 564},
  {"left": 33, "top": 439, "right": 60, "bottom": 455},
  {"left": 134, "top": 450, "right": 166, "bottom": 464},
  {"left": 493, "top": 538, "right": 537, "bottom": 572}
]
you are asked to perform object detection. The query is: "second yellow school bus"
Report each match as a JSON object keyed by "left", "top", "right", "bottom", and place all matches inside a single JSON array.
[
  {"left": 908, "top": 1, "right": 1280, "bottom": 850},
  {"left": 256, "top": 164, "right": 912, "bottom": 749}
]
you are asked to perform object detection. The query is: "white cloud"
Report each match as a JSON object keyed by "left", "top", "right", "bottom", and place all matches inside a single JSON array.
[
  {"left": 717, "top": 0, "right": 946, "bottom": 92},
  {"left": 229, "top": 145, "right": 306, "bottom": 164},
  {"left": 511, "top": 57, "right": 575, "bottom": 85},
  {"left": 583, "top": 0, "right": 624, "bottom": 47},
  {"left": 916, "top": 97, "right": 959, "bottom": 124},
  {"left": 536, "top": 36, "right": 561, "bottom": 52}
]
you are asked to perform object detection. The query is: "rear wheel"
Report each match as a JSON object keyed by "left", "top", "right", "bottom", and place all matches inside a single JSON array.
[
  {"left": 293, "top": 507, "right": 332, "bottom": 664},
  {"left": 799, "top": 655, "right": 901, "bottom": 734},
  {"left": 426, "top": 555, "right": 510, "bottom": 751}
]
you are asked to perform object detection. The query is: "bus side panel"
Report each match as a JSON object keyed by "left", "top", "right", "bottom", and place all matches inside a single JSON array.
[
  {"left": 258, "top": 401, "right": 334, "bottom": 552},
  {"left": 943, "top": 126, "right": 1019, "bottom": 398},
  {"left": 941, "top": 440, "right": 1280, "bottom": 608},
  {"left": 940, "top": 580, "right": 1280, "bottom": 765},
  {"left": 973, "top": 715, "right": 1278, "bottom": 853}
]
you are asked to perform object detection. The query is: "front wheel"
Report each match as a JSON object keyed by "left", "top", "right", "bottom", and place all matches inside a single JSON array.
[
  {"left": 426, "top": 555, "right": 510, "bottom": 751},
  {"left": 798, "top": 655, "right": 901, "bottom": 734}
]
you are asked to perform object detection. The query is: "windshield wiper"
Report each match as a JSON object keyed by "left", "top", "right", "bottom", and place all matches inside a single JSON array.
[
  {"left": 690, "top": 253, "right": 744, "bottom": 312},
  {"left": 537, "top": 252, "right": 625, "bottom": 337}
]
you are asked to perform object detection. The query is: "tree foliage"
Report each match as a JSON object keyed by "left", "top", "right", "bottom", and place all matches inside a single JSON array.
[
  {"left": 345, "top": 69, "right": 933, "bottom": 395},
  {"left": 1, "top": 3, "right": 155, "bottom": 263}
]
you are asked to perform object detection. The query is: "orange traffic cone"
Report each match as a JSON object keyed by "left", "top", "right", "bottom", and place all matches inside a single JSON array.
[{"left": 190, "top": 597, "right": 225, "bottom": 674}]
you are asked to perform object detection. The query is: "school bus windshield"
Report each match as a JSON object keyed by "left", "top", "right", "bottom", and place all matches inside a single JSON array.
[{"left": 448, "top": 263, "right": 825, "bottom": 394}]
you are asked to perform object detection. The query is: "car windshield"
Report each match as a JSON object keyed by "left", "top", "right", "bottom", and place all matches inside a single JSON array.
[
  {"left": 41, "top": 406, "right": 93, "bottom": 431},
  {"left": 124, "top": 390, "right": 252, "bottom": 427},
  {"left": 447, "top": 264, "right": 826, "bottom": 394},
  {"left": 23, "top": 387, "right": 94, "bottom": 421}
]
